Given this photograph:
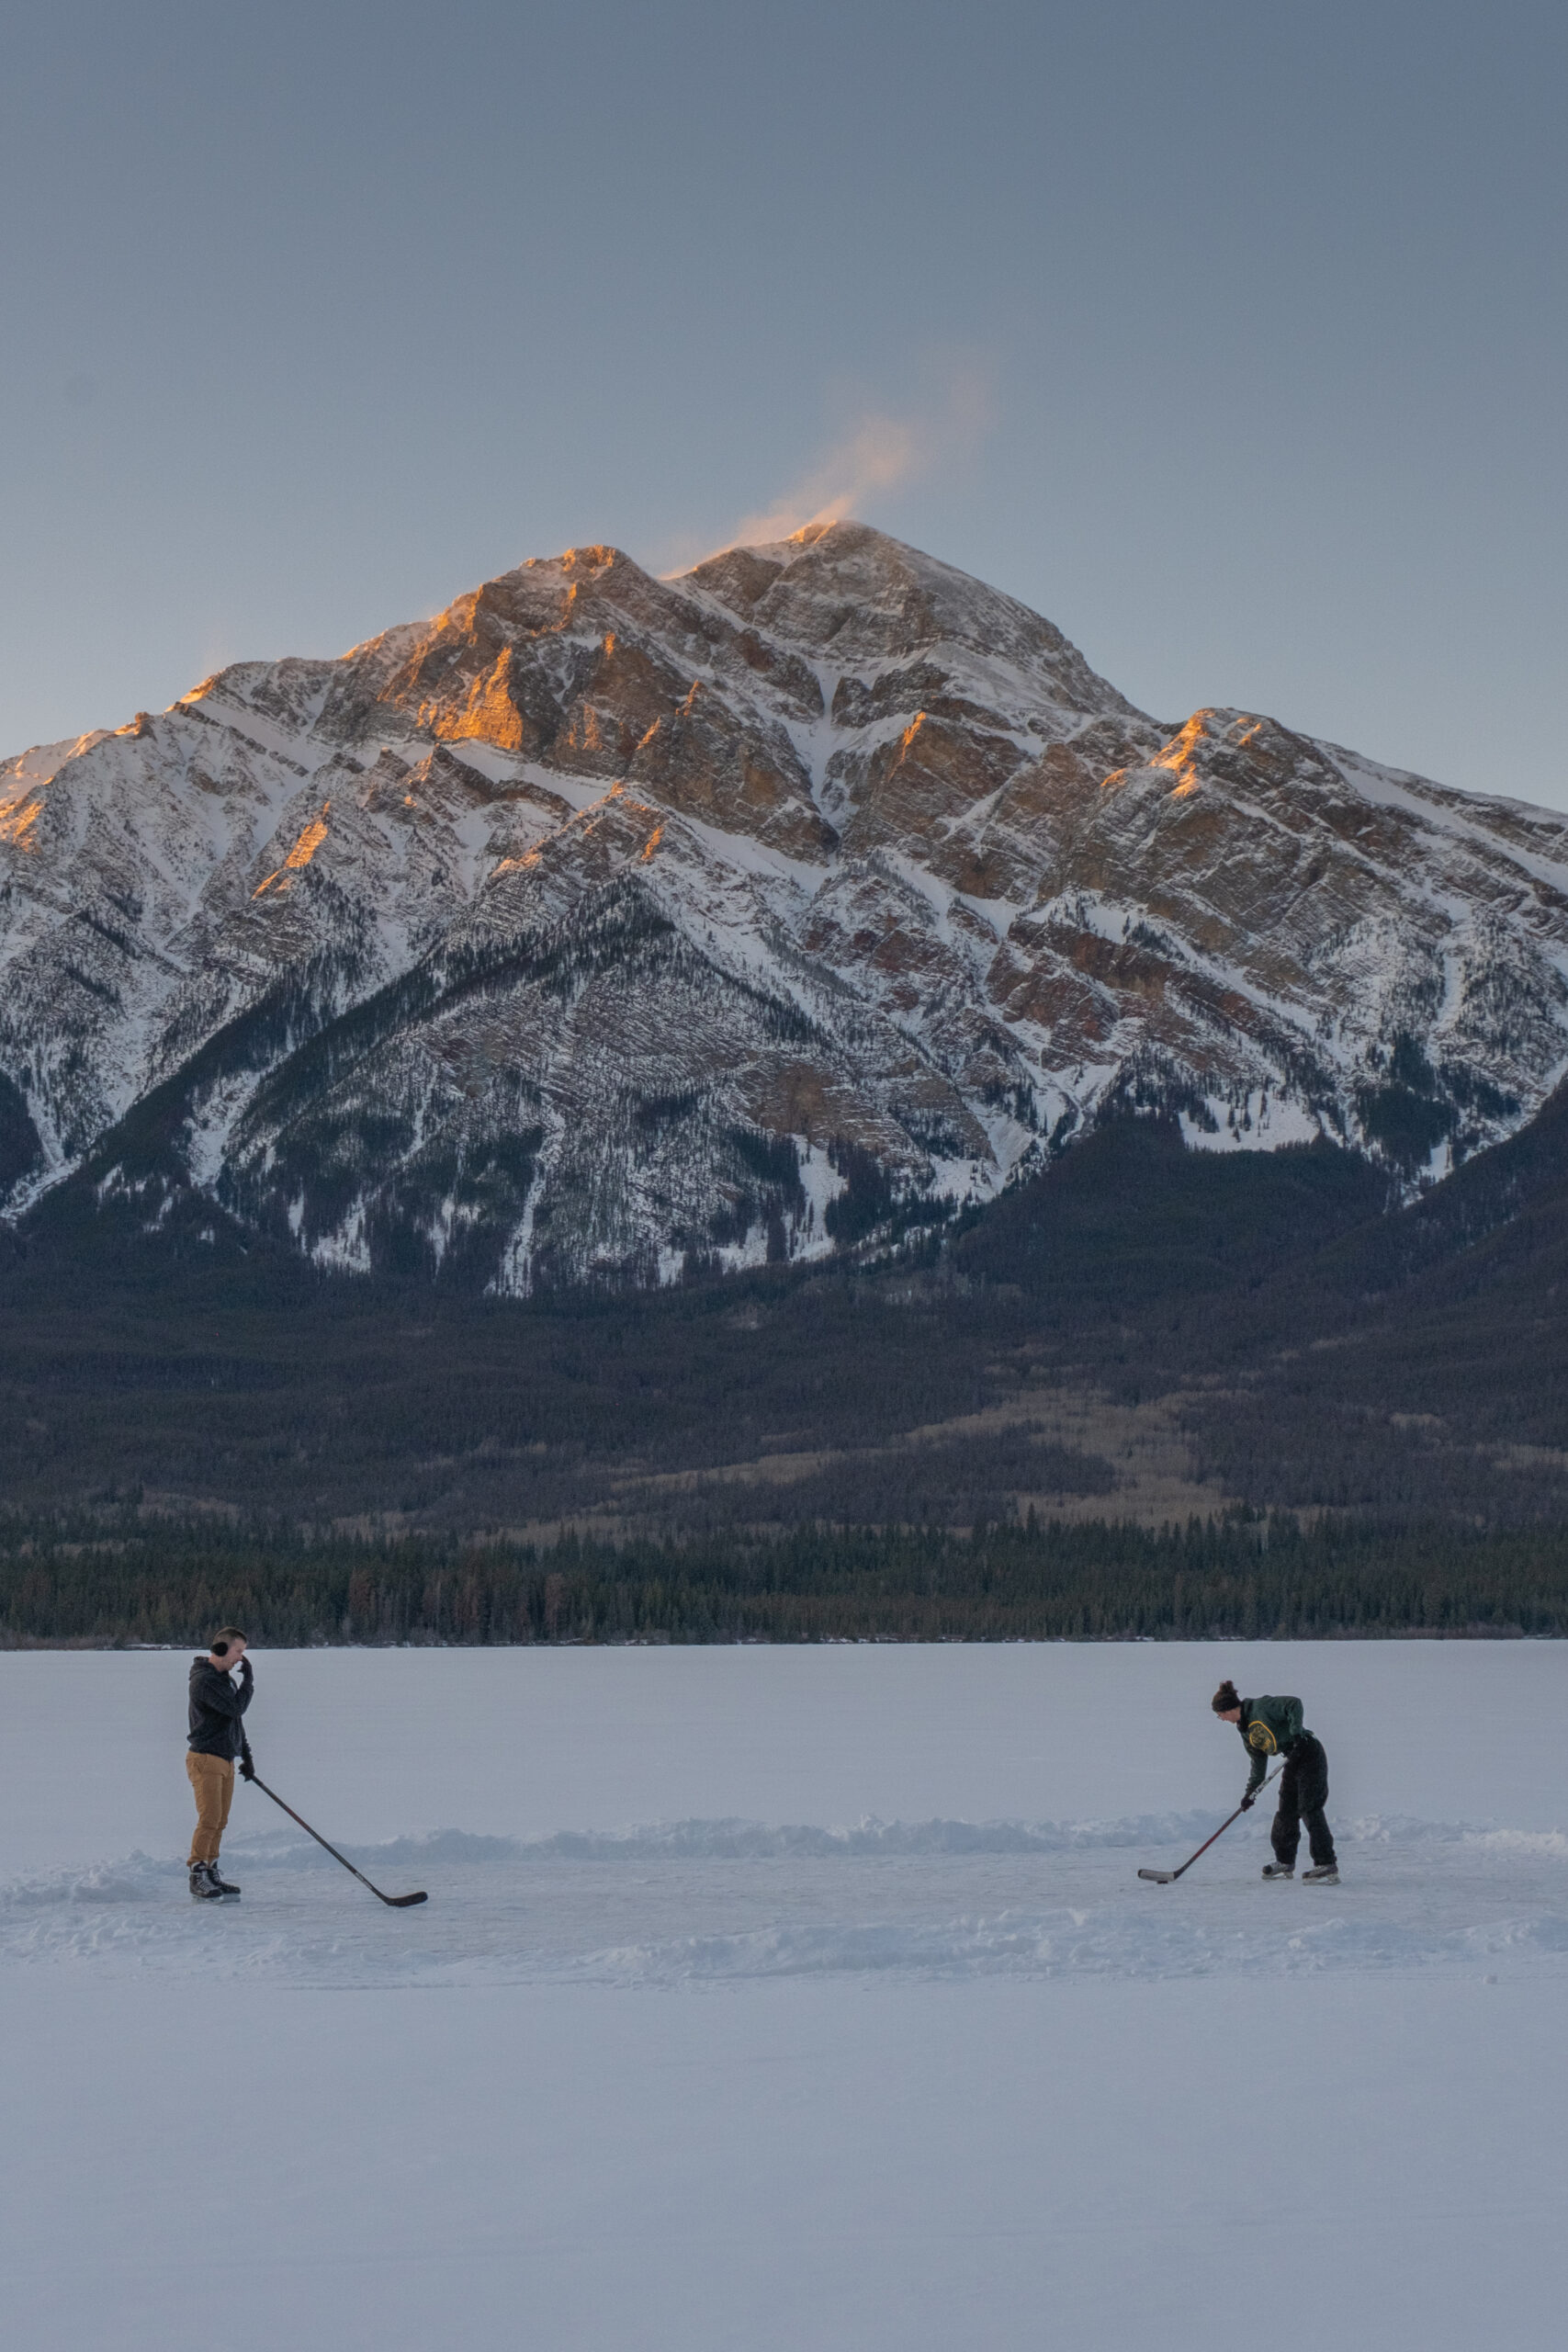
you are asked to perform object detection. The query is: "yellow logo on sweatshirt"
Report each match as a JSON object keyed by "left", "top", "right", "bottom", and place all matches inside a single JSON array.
[{"left": 1247, "top": 1720, "right": 1278, "bottom": 1754}]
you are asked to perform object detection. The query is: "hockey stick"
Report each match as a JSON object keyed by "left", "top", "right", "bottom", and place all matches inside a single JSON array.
[
  {"left": 1137, "top": 1766, "right": 1281, "bottom": 1883},
  {"left": 245, "top": 1772, "right": 429, "bottom": 1906}
]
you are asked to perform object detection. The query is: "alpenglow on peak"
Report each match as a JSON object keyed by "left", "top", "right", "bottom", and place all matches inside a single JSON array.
[{"left": 4, "top": 521, "right": 1567, "bottom": 1289}]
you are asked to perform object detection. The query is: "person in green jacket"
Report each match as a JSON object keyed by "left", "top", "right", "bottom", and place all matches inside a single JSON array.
[{"left": 1212, "top": 1679, "right": 1339, "bottom": 1882}]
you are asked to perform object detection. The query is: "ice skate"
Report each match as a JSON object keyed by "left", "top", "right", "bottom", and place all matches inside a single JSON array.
[
  {"left": 206, "top": 1865, "right": 243, "bottom": 1896},
  {"left": 1302, "top": 1863, "right": 1339, "bottom": 1883},
  {"left": 1260, "top": 1861, "right": 1294, "bottom": 1879},
  {"left": 188, "top": 1861, "right": 223, "bottom": 1900}
]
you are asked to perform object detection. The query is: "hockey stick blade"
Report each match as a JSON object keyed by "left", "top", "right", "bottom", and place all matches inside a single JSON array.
[
  {"left": 1136, "top": 1765, "right": 1282, "bottom": 1884},
  {"left": 248, "top": 1775, "right": 430, "bottom": 1909}
]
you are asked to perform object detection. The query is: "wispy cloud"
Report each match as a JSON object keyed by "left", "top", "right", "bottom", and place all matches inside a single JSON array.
[
  {"left": 729, "top": 410, "right": 925, "bottom": 547},
  {"left": 660, "top": 359, "right": 996, "bottom": 574}
]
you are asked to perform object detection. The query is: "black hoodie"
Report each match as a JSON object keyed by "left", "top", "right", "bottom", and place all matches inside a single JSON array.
[{"left": 187, "top": 1657, "right": 254, "bottom": 1760}]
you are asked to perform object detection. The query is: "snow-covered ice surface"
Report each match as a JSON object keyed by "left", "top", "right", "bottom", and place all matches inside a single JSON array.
[
  {"left": 3, "top": 1642, "right": 1565, "bottom": 2347},
  {"left": 8, "top": 1808, "right": 1568, "bottom": 1988}
]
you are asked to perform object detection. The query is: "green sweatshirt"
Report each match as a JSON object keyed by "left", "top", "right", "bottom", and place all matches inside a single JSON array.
[{"left": 1238, "top": 1694, "right": 1306, "bottom": 1792}]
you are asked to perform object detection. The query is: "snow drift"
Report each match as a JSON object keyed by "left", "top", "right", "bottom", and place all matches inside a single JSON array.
[{"left": 6, "top": 1807, "right": 1564, "bottom": 1987}]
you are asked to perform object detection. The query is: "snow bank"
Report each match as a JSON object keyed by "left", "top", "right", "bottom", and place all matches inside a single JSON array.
[{"left": 5, "top": 1804, "right": 1563, "bottom": 1986}]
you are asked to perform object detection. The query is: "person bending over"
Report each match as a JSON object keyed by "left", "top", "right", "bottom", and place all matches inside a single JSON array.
[
  {"left": 186, "top": 1628, "right": 256, "bottom": 1900},
  {"left": 1212, "top": 1679, "right": 1339, "bottom": 1883}
]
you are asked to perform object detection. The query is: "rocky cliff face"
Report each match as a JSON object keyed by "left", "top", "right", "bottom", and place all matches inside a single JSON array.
[{"left": 4, "top": 521, "right": 1566, "bottom": 1289}]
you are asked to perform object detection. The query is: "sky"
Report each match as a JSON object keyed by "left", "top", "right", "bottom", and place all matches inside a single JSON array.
[{"left": 3, "top": 0, "right": 1563, "bottom": 804}]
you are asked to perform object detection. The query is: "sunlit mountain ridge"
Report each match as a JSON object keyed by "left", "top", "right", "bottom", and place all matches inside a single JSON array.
[{"left": 4, "top": 521, "right": 1567, "bottom": 1293}]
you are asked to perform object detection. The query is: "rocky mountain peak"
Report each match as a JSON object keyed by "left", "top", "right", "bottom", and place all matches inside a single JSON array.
[
  {"left": 4, "top": 528, "right": 1567, "bottom": 1294},
  {"left": 685, "top": 520, "right": 1144, "bottom": 718}
]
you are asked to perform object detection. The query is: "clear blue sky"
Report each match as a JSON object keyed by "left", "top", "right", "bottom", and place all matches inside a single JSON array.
[{"left": 4, "top": 1, "right": 1563, "bottom": 803}]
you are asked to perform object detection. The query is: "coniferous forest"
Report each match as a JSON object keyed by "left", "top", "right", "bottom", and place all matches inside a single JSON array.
[
  {"left": 6, "top": 1094, "right": 1568, "bottom": 1643},
  {"left": 5, "top": 1514, "right": 1568, "bottom": 1649}
]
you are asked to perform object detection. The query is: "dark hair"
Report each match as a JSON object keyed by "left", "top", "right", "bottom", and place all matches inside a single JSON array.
[
  {"left": 1212, "top": 1679, "right": 1242, "bottom": 1714},
  {"left": 209, "top": 1626, "right": 247, "bottom": 1657}
]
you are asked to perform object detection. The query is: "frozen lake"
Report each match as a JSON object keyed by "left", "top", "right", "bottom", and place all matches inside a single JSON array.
[{"left": 4, "top": 1642, "right": 1564, "bottom": 2347}]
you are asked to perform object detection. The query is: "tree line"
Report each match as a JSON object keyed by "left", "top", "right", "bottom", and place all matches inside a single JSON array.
[{"left": 4, "top": 1512, "right": 1567, "bottom": 1647}]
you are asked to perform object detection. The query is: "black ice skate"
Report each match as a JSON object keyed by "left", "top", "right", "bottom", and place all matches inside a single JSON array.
[
  {"left": 189, "top": 1862, "right": 223, "bottom": 1900},
  {"left": 1302, "top": 1863, "right": 1339, "bottom": 1883},
  {"left": 205, "top": 1866, "right": 243, "bottom": 1896},
  {"left": 1260, "top": 1862, "right": 1294, "bottom": 1880}
]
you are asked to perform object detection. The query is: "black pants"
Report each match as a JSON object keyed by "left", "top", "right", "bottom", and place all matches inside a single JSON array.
[{"left": 1272, "top": 1734, "right": 1337, "bottom": 1869}]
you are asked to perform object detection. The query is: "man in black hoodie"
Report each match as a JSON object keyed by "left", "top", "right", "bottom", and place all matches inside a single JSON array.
[{"left": 186, "top": 1628, "right": 255, "bottom": 1900}]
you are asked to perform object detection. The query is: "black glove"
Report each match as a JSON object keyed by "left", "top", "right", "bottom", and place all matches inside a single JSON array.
[
  {"left": 1239, "top": 1792, "right": 1256, "bottom": 1812},
  {"left": 238, "top": 1655, "right": 254, "bottom": 1683},
  {"left": 239, "top": 1744, "right": 256, "bottom": 1782}
]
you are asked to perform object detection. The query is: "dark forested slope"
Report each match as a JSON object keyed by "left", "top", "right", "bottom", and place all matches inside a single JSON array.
[{"left": 5, "top": 1088, "right": 1568, "bottom": 1544}]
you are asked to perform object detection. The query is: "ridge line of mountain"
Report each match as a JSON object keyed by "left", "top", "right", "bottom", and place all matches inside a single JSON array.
[{"left": 4, "top": 520, "right": 1566, "bottom": 1294}]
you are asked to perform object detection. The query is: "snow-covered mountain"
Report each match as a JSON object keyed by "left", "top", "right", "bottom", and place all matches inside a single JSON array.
[{"left": 4, "top": 521, "right": 1567, "bottom": 1290}]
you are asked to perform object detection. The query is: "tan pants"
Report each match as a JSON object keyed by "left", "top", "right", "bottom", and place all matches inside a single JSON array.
[{"left": 186, "top": 1752, "right": 235, "bottom": 1865}]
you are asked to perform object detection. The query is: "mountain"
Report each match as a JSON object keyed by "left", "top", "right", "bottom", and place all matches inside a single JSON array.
[{"left": 5, "top": 521, "right": 1568, "bottom": 1294}]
